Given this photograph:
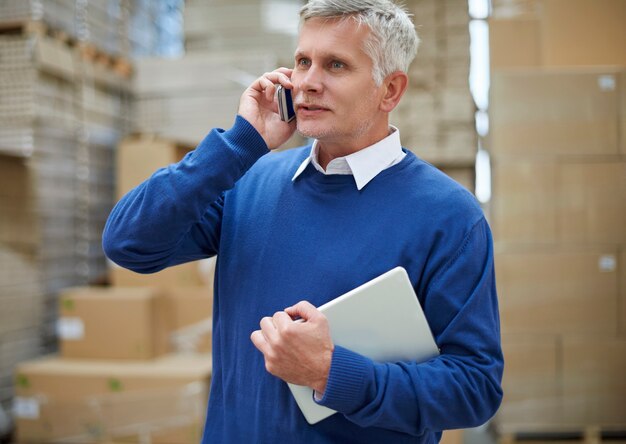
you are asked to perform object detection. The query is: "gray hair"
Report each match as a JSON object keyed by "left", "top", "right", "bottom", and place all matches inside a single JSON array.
[{"left": 300, "top": 0, "right": 420, "bottom": 85}]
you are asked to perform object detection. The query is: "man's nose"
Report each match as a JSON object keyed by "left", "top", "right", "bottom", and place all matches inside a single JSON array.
[{"left": 297, "top": 64, "right": 324, "bottom": 94}]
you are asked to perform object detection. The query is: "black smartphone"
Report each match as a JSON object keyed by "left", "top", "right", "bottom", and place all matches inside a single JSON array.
[{"left": 277, "top": 85, "right": 296, "bottom": 122}]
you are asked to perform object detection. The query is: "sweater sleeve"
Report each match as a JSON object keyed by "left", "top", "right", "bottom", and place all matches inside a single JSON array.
[
  {"left": 315, "top": 217, "right": 504, "bottom": 435},
  {"left": 102, "top": 116, "right": 269, "bottom": 272}
]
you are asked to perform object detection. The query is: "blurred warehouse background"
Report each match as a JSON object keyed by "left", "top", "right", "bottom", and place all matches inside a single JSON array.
[{"left": 0, "top": 0, "right": 624, "bottom": 443}]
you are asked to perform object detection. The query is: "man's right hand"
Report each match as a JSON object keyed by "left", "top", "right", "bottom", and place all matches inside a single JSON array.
[{"left": 238, "top": 67, "right": 297, "bottom": 150}]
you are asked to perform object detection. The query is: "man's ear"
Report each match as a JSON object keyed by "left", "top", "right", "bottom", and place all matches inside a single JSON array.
[{"left": 379, "top": 71, "right": 409, "bottom": 113}]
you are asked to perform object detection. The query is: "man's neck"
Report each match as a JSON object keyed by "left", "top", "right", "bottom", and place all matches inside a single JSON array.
[{"left": 316, "top": 125, "right": 391, "bottom": 171}]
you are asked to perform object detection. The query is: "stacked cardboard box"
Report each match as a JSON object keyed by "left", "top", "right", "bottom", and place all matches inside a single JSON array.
[
  {"left": 488, "top": 0, "right": 626, "bottom": 435},
  {"left": 135, "top": 0, "right": 305, "bottom": 150},
  {"left": 183, "top": 0, "right": 299, "bottom": 67},
  {"left": 57, "top": 287, "right": 171, "bottom": 361},
  {"left": 393, "top": 0, "right": 476, "bottom": 174},
  {"left": 0, "top": 0, "right": 129, "bottom": 57},
  {"left": 490, "top": 0, "right": 626, "bottom": 69},
  {"left": 132, "top": 52, "right": 277, "bottom": 146},
  {"left": 14, "top": 354, "right": 211, "bottom": 443},
  {"left": 0, "top": 31, "right": 131, "bottom": 423},
  {"left": 12, "top": 282, "right": 213, "bottom": 442},
  {"left": 112, "top": 134, "right": 215, "bottom": 354},
  {"left": 17, "top": 133, "right": 219, "bottom": 444}
]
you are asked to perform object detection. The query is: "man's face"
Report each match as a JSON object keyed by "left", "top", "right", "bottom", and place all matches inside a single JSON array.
[{"left": 291, "top": 17, "right": 388, "bottom": 149}]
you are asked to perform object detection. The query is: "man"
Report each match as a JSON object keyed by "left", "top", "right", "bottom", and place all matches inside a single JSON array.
[{"left": 103, "top": 1, "right": 503, "bottom": 442}]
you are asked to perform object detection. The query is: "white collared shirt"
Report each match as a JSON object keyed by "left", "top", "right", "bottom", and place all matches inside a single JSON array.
[{"left": 291, "top": 126, "right": 406, "bottom": 190}]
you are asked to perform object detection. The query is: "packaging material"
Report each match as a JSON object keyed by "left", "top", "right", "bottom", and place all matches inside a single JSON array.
[
  {"left": 491, "top": 0, "right": 539, "bottom": 19},
  {"left": 132, "top": 52, "right": 278, "bottom": 146},
  {"left": 498, "top": 335, "right": 626, "bottom": 432},
  {"left": 621, "top": 70, "right": 626, "bottom": 154},
  {"left": 14, "top": 354, "right": 211, "bottom": 443},
  {"left": 558, "top": 162, "right": 626, "bottom": 245},
  {"left": 390, "top": 0, "right": 477, "bottom": 167},
  {"left": 490, "top": 68, "right": 623, "bottom": 159},
  {"left": 58, "top": 287, "right": 170, "bottom": 360},
  {"left": 489, "top": 18, "right": 542, "bottom": 69},
  {"left": 109, "top": 260, "right": 212, "bottom": 289},
  {"left": 182, "top": 1, "right": 298, "bottom": 64},
  {"left": 0, "top": 328, "right": 42, "bottom": 408},
  {"left": 561, "top": 336, "right": 626, "bottom": 426},
  {"left": 538, "top": 0, "right": 626, "bottom": 68},
  {"left": 166, "top": 288, "right": 213, "bottom": 354},
  {"left": 491, "top": 161, "right": 626, "bottom": 246},
  {"left": 116, "top": 135, "right": 193, "bottom": 200},
  {"left": 621, "top": 248, "right": 626, "bottom": 337},
  {"left": 439, "top": 429, "right": 464, "bottom": 444},
  {"left": 491, "top": 162, "right": 556, "bottom": 245},
  {"left": 500, "top": 334, "right": 560, "bottom": 405},
  {"left": 496, "top": 247, "right": 619, "bottom": 335},
  {"left": 441, "top": 0, "right": 470, "bottom": 29},
  {"left": 109, "top": 422, "right": 203, "bottom": 444},
  {"left": 0, "top": 31, "right": 131, "bottom": 349},
  {"left": 439, "top": 88, "right": 475, "bottom": 124},
  {"left": 490, "top": 0, "right": 626, "bottom": 69},
  {"left": 489, "top": 2, "right": 626, "bottom": 435},
  {"left": 439, "top": 166, "right": 475, "bottom": 193}
]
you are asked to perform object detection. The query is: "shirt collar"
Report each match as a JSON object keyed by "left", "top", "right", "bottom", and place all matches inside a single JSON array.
[{"left": 291, "top": 126, "right": 403, "bottom": 190}]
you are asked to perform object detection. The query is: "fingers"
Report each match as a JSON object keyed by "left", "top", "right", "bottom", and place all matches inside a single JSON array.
[
  {"left": 252, "top": 68, "right": 294, "bottom": 102},
  {"left": 257, "top": 311, "right": 293, "bottom": 343},
  {"left": 250, "top": 329, "right": 268, "bottom": 354},
  {"left": 259, "top": 316, "right": 279, "bottom": 343},
  {"left": 251, "top": 301, "right": 321, "bottom": 354},
  {"left": 285, "top": 300, "right": 319, "bottom": 322}
]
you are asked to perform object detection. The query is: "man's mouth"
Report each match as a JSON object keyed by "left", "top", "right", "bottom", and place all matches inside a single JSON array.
[{"left": 296, "top": 104, "right": 330, "bottom": 112}]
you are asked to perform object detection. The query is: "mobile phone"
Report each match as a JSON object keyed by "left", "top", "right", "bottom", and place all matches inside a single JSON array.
[{"left": 277, "top": 85, "right": 296, "bottom": 122}]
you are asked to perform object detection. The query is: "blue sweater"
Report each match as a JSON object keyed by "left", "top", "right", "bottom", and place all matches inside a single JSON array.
[{"left": 103, "top": 117, "right": 503, "bottom": 444}]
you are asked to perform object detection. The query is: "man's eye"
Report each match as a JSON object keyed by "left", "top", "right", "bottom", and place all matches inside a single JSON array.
[
  {"left": 298, "top": 58, "right": 311, "bottom": 67},
  {"left": 331, "top": 61, "right": 345, "bottom": 69}
]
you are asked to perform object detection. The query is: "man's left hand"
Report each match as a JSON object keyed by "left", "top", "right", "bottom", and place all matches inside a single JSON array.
[{"left": 250, "top": 301, "right": 334, "bottom": 395}]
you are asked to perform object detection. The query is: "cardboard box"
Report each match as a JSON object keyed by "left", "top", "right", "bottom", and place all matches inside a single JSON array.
[
  {"left": 621, "top": 248, "right": 626, "bottom": 337},
  {"left": 14, "top": 354, "right": 212, "bottom": 443},
  {"left": 492, "top": 162, "right": 557, "bottom": 245},
  {"left": 490, "top": 68, "right": 623, "bottom": 159},
  {"left": 495, "top": 395, "right": 568, "bottom": 434},
  {"left": 503, "top": 340, "right": 626, "bottom": 434},
  {"left": 58, "top": 287, "right": 170, "bottom": 360},
  {"left": 116, "top": 135, "right": 193, "bottom": 200},
  {"left": 539, "top": 0, "right": 626, "bottom": 68},
  {"left": 558, "top": 161, "right": 626, "bottom": 245},
  {"left": 440, "top": 429, "right": 463, "bottom": 444},
  {"left": 496, "top": 333, "right": 626, "bottom": 432},
  {"left": 109, "top": 260, "right": 212, "bottom": 289},
  {"left": 490, "top": 0, "right": 626, "bottom": 69},
  {"left": 133, "top": 52, "right": 276, "bottom": 96},
  {"left": 491, "top": 0, "right": 540, "bottom": 19},
  {"left": 442, "top": 0, "right": 470, "bottom": 29},
  {"left": 621, "top": 70, "right": 626, "bottom": 155},
  {"left": 496, "top": 248, "right": 619, "bottom": 335},
  {"left": 110, "top": 422, "right": 203, "bottom": 444},
  {"left": 134, "top": 92, "right": 241, "bottom": 146},
  {"left": 495, "top": 333, "right": 563, "bottom": 432},
  {"left": 489, "top": 18, "right": 541, "bottom": 69},
  {"left": 501, "top": 334, "right": 560, "bottom": 402},
  {"left": 561, "top": 336, "right": 626, "bottom": 426},
  {"left": 167, "top": 288, "right": 213, "bottom": 354},
  {"left": 492, "top": 161, "right": 626, "bottom": 246},
  {"left": 439, "top": 166, "right": 475, "bottom": 193},
  {"left": 439, "top": 88, "right": 475, "bottom": 124}
]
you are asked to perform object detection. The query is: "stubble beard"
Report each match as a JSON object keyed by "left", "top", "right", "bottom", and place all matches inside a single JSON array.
[{"left": 296, "top": 105, "right": 375, "bottom": 144}]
